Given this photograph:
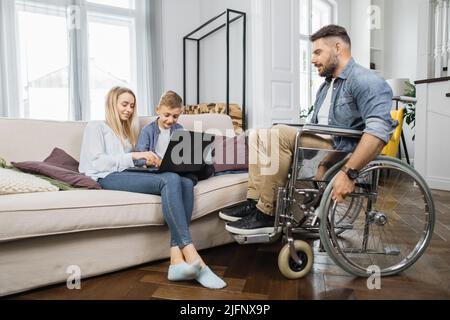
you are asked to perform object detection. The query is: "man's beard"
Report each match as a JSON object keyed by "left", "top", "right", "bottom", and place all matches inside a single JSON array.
[{"left": 319, "top": 55, "right": 338, "bottom": 78}]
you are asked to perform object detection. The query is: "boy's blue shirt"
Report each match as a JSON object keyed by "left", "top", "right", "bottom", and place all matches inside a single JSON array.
[{"left": 133, "top": 118, "right": 183, "bottom": 167}]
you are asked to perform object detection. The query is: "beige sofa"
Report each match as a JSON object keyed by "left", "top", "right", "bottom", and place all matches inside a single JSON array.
[{"left": 0, "top": 114, "right": 247, "bottom": 297}]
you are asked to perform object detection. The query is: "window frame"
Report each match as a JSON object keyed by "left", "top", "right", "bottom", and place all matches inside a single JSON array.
[
  {"left": 15, "top": 0, "right": 148, "bottom": 121},
  {"left": 298, "top": 0, "right": 337, "bottom": 114}
]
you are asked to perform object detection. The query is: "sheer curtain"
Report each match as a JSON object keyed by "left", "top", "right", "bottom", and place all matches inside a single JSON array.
[
  {"left": 0, "top": 0, "right": 153, "bottom": 121},
  {"left": 0, "top": 0, "right": 22, "bottom": 118},
  {"left": 68, "top": 0, "right": 91, "bottom": 120}
]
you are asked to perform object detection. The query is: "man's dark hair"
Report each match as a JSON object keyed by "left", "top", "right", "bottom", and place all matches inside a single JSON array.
[{"left": 310, "top": 25, "right": 351, "bottom": 47}]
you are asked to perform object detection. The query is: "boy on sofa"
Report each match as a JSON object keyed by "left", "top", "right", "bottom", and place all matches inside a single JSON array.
[{"left": 135, "top": 91, "right": 214, "bottom": 185}]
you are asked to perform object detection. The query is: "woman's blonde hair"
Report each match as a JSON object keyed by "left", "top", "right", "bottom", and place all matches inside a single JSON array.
[{"left": 105, "top": 86, "right": 139, "bottom": 147}]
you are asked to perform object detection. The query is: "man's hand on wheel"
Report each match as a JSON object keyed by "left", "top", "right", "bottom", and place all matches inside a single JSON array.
[{"left": 332, "top": 171, "right": 355, "bottom": 203}]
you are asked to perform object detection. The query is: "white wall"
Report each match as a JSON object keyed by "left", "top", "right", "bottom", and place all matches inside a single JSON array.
[
  {"left": 337, "top": 0, "right": 351, "bottom": 31},
  {"left": 383, "top": 0, "right": 421, "bottom": 163},
  {"left": 198, "top": 0, "right": 251, "bottom": 112},
  {"left": 156, "top": 0, "right": 253, "bottom": 127},
  {"left": 157, "top": 0, "right": 201, "bottom": 104},
  {"left": 383, "top": 0, "right": 420, "bottom": 81},
  {"left": 349, "top": 0, "right": 371, "bottom": 68}
]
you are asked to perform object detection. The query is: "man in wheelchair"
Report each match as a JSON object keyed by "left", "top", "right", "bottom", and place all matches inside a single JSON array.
[{"left": 220, "top": 25, "right": 397, "bottom": 236}]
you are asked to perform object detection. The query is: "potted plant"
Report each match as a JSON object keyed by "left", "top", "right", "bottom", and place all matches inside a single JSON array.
[
  {"left": 299, "top": 105, "right": 314, "bottom": 124},
  {"left": 403, "top": 80, "right": 417, "bottom": 140}
]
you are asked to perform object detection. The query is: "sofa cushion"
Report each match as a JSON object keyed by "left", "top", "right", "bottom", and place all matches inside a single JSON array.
[
  {"left": 0, "top": 173, "right": 248, "bottom": 242},
  {"left": 0, "top": 168, "right": 59, "bottom": 195}
]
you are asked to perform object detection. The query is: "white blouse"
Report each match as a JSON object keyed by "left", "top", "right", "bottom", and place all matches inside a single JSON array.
[{"left": 79, "top": 121, "right": 134, "bottom": 181}]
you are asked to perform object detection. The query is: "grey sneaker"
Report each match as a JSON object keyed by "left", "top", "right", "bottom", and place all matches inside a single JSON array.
[{"left": 219, "top": 199, "right": 257, "bottom": 222}]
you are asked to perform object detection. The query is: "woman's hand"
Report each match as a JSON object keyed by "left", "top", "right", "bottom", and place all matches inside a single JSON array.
[{"left": 132, "top": 151, "right": 160, "bottom": 166}]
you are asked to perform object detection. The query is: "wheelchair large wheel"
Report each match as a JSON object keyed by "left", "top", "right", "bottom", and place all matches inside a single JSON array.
[
  {"left": 319, "top": 156, "right": 435, "bottom": 277},
  {"left": 278, "top": 240, "right": 313, "bottom": 279}
]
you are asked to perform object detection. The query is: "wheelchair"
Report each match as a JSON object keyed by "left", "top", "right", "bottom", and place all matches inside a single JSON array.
[{"left": 230, "top": 124, "right": 435, "bottom": 279}]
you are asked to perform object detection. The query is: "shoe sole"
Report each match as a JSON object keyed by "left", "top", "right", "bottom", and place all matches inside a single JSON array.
[
  {"left": 218, "top": 211, "right": 242, "bottom": 222},
  {"left": 225, "top": 224, "right": 281, "bottom": 235}
]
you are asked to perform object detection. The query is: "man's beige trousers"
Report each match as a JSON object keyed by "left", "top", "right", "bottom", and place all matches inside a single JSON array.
[{"left": 247, "top": 125, "right": 333, "bottom": 215}]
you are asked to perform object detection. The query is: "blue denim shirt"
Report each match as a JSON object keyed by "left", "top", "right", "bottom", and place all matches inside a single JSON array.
[
  {"left": 133, "top": 118, "right": 183, "bottom": 166},
  {"left": 310, "top": 58, "right": 397, "bottom": 152}
]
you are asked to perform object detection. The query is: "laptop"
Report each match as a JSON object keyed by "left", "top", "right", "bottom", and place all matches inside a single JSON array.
[{"left": 126, "top": 130, "right": 215, "bottom": 174}]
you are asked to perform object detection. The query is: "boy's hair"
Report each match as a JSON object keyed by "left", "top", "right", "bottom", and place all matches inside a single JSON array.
[
  {"left": 310, "top": 25, "right": 351, "bottom": 48},
  {"left": 158, "top": 91, "right": 183, "bottom": 109}
]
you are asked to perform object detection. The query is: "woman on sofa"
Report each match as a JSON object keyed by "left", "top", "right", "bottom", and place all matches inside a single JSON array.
[{"left": 79, "top": 86, "right": 226, "bottom": 289}]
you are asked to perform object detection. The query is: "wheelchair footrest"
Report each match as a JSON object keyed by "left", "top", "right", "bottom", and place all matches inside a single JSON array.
[{"left": 232, "top": 233, "right": 277, "bottom": 244}]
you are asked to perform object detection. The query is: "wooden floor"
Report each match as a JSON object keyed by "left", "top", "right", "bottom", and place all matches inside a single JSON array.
[{"left": 6, "top": 189, "right": 450, "bottom": 300}]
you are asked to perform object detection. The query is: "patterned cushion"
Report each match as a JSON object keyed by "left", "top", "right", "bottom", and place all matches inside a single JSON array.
[{"left": 0, "top": 168, "right": 58, "bottom": 195}]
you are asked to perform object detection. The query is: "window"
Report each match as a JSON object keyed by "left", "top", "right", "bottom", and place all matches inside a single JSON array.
[
  {"left": 14, "top": 0, "right": 150, "bottom": 121},
  {"left": 88, "top": 0, "right": 134, "bottom": 9},
  {"left": 298, "top": 0, "right": 336, "bottom": 115},
  {"left": 87, "top": 11, "right": 136, "bottom": 119},
  {"left": 18, "top": 7, "right": 69, "bottom": 120}
]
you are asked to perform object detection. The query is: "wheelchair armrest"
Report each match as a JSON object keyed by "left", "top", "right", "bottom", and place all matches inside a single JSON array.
[{"left": 302, "top": 124, "right": 363, "bottom": 138}]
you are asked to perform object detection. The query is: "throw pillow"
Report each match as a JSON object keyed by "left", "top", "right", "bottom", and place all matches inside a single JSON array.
[
  {"left": 212, "top": 133, "right": 248, "bottom": 173},
  {"left": 0, "top": 168, "right": 59, "bottom": 195},
  {"left": 12, "top": 148, "right": 101, "bottom": 190},
  {"left": 12, "top": 162, "right": 101, "bottom": 190},
  {"left": 43, "top": 147, "right": 80, "bottom": 172}
]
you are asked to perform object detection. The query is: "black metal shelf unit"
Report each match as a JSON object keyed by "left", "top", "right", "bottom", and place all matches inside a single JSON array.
[{"left": 183, "top": 9, "right": 247, "bottom": 131}]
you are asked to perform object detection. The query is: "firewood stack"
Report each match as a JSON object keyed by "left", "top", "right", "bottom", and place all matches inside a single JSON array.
[{"left": 183, "top": 103, "right": 244, "bottom": 134}]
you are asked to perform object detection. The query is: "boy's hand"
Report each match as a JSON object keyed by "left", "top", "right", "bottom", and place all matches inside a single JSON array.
[{"left": 144, "top": 152, "right": 160, "bottom": 167}]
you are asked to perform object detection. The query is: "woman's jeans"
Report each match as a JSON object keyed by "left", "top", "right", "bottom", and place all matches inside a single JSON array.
[{"left": 98, "top": 171, "right": 194, "bottom": 248}]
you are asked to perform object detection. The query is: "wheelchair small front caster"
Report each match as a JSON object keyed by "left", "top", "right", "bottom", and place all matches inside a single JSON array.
[{"left": 278, "top": 240, "right": 313, "bottom": 279}]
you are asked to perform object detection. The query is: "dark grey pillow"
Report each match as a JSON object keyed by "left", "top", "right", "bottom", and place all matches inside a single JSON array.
[
  {"left": 12, "top": 161, "right": 101, "bottom": 190},
  {"left": 12, "top": 148, "right": 101, "bottom": 190},
  {"left": 43, "top": 147, "right": 80, "bottom": 172}
]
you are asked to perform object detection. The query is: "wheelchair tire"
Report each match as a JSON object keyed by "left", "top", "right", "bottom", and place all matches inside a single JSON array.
[
  {"left": 278, "top": 240, "right": 313, "bottom": 279},
  {"left": 319, "top": 156, "right": 435, "bottom": 277}
]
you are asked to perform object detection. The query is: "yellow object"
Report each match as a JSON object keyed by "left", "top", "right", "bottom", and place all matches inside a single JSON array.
[{"left": 381, "top": 108, "right": 405, "bottom": 157}]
